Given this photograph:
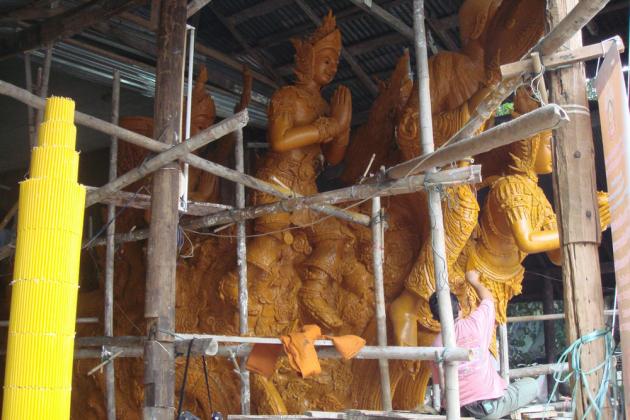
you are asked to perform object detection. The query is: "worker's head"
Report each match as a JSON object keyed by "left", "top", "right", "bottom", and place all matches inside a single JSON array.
[{"left": 429, "top": 292, "right": 460, "bottom": 323}]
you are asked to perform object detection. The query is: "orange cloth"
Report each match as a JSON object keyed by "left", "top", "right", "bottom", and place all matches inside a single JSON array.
[
  {"left": 245, "top": 344, "right": 283, "bottom": 379},
  {"left": 324, "top": 334, "right": 366, "bottom": 360},
  {"left": 281, "top": 324, "right": 322, "bottom": 378},
  {"left": 245, "top": 325, "right": 366, "bottom": 379}
]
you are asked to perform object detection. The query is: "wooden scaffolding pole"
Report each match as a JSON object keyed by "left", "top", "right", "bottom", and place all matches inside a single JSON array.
[
  {"left": 546, "top": 1, "right": 609, "bottom": 418},
  {"left": 143, "top": 0, "right": 187, "bottom": 417},
  {"left": 412, "top": 1, "right": 459, "bottom": 418},
  {"left": 104, "top": 69, "right": 120, "bottom": 420},
  {"left": 234, "top": 126, "right": 251, "bottom": 414},
  {"left": 371, "top": 196, "right": 392, "bottom": 411}
]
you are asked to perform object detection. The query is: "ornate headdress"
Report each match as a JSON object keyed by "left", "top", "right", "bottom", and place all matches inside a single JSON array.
[{"left": 291, "top": 10, "right": 342, "bottom": 83}]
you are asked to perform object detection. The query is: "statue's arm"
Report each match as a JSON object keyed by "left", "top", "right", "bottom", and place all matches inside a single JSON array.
[
  {"left": 268, "top": 89, "right": 342, "bottom": 152},
  {"left": 510, "top": 218, "right": 560, "bottom": 254},
  {"left": 268, "top": 111, "right": 330, "bottom": 152}
]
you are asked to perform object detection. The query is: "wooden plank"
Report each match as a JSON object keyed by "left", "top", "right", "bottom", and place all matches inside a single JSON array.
[
  {"left": 547, "top": 1, "right": 609, "bottom": 418},
  {"left": 501, "top": 36, "right": 625, "bottom": 78},
  {"left": 0, "top": 0, "right": 143, "bottom": 58}
]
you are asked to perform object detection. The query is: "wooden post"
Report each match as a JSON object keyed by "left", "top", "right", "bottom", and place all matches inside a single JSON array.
[
  {"left": 413, "top": 0, "right": 460, "bottom": 418},
  {"left": 104, "top": 69, "right": 120, "bottom": 420},
  {"left": 371, "top": 196, "right": 392, "bottom": 411},
  {"left": 542, "top": 280, "right": 556, "bottom": 395},
  {"left": 143, "top": 0, "right": 186, "bottom": 418},
  {"left": 547, "top": 1, "right": 608, "bottom": 417}
]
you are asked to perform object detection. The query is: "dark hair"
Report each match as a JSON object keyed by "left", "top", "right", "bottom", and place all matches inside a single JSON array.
[{"left": 429, "top": 292, "right": 460, "bottom": 323}]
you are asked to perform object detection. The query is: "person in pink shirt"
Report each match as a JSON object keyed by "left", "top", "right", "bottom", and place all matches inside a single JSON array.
[{"left": 431, "top": 271, "right": 538, "bottom": 418}]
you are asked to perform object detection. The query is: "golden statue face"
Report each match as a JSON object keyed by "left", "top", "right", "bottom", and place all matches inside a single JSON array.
[
  {"left": 534, "top": 134, "right": 553, "bottom": 174},
  {"left": 313, "top": 48, "right": 340, "bottom": 86}
]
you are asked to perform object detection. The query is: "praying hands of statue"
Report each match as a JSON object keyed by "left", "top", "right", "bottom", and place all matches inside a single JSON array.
[{"left": 324, "top": 85, "right": 352, "bottom": 165}]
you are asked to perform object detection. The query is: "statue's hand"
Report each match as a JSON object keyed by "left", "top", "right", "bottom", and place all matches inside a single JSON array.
[
  {"left": 598, "top": 191, "right": 611, "bottom": 231},
  {"left": 331, "top": 85, "right": 352, "bottom": 131}
]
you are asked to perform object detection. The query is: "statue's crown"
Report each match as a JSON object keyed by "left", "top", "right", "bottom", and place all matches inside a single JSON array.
[{"left": 308, "top": 10, "right": 341, "bottom": 53}]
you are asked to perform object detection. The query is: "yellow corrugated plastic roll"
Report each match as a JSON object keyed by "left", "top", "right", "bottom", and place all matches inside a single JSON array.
[{"left": 2, "top": 97, "right": 86, "bottom": 420}]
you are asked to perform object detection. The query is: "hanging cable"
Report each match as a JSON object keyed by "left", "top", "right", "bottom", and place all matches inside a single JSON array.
[{"left": 546, "top": 329, "right": 613, "bottom": 420}]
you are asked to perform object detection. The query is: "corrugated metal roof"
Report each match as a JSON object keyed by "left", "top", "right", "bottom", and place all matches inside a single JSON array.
[{"left": 3, "top": 0, "right": 626, "bottom": 120}]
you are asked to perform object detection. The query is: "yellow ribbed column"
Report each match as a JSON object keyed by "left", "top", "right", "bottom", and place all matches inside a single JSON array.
[{"left": 2, "top": 97, "right": 86, "bottom": 420}]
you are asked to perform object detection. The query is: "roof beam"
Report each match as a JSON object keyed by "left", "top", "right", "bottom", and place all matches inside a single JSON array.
[
  {"left": 255, "top": 0, "right": 407, "bottom": 49},
  {"left": 426, "top": 17, "right": 458, "bottom": 51},
  {"left": 0, "top": 0, "right": 143, "bottom": 58},
  {"left": 294, "top": 0, "right": 378, "bottom": 97},
  {"left": 186, "top": 0, "right": 212, "bottom": 18},
  {"left": 346, "top": 32, "right": 406, "bottom": 56},
  {"left": 346, "top": 0, "right": 413, "bottom": 40},
  {"left": 212, "top": 7, "right": 286, "bottom": 86},
  {"left": 226, "top": 0, "right": 294, "bottom": 25}
]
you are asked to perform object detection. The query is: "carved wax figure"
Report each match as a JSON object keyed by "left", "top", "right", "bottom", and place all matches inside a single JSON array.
[
  {"left": 387, "top": 89, "right": 610, "bottom": 409},
  {"left": 392, "top": 87, "right": 612, "bottom": 346},
  {"left": 219, "top": 11, "right": 353, "bottom": 333}
]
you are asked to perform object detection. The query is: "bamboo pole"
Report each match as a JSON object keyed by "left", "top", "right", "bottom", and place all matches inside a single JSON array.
[
  {"left": 87, "top": 166, "right": 481, "bottom": 247},
  {"left": 143, "top": 0, "right": 187, "bottom": 416},
  {"left": 85, "top": 110, "right": 249, "bottom": 207},
  {"left": 72, "top": 336, "right": 473, "bottom": 362},
  {"left": 506, "top": 309, "right": 617, "bottom": 324},
  {"left": 509, "top": 363, "right": 569, "bottom": 380},
  {"left": 104, "top": 69, "right": 120, "bottom": 420},
  {"left": 84, "top": 187, "right": 232, "bottom": 216},
  {"left": 385, "top": 104, "right": 569, "bottom": 179},
  {"left": 234, "top": 126, "right": 250, "bottom": 415},
  {"left": 413, "top": 1, "right": 459, "bottom": 417},
  {"left": 371, "top": 196, "right": 392, "bottom": 411}
]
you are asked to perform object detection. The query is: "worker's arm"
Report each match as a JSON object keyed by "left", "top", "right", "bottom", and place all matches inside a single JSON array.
[{"left": 466, "top": 270, "right": 492, "bottom": 301}]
